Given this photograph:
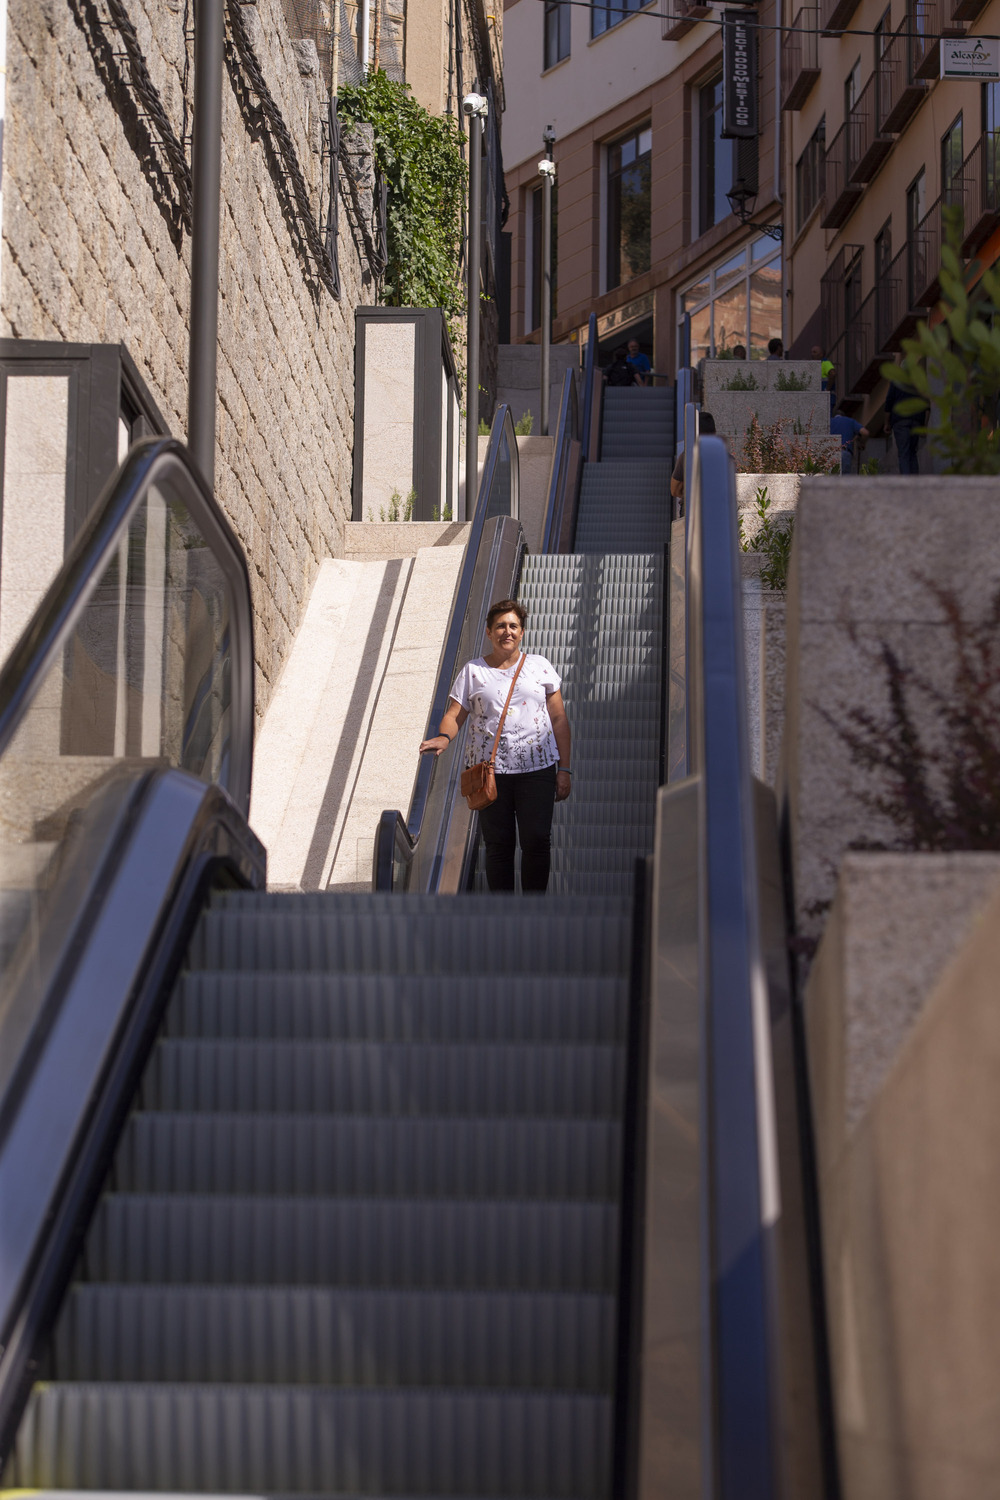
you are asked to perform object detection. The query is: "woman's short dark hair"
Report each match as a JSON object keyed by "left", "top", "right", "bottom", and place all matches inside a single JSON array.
[
  {"left": 487, "top": 598, "right": 527, "bottom": 630},
  {"left": 699, "top": 410, "right": 716, "bottom": 434}
]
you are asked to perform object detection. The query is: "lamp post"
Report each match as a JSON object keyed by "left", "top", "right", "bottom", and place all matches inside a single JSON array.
[
  {"left": 726, "top": 177, "right": 783, "bottom": 241},
  {"left": 463, "top": 92, "right": 488, "bottom": 521},
  {"left": 188, "top": 0, "right": 224, "bottom": 490},
  {"left": 539, "top": 129, "right": 556, "bottom": 437}
]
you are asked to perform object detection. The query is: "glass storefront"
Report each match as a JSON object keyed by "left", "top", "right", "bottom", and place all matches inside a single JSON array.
[{"left": 679, "top": 236, "right": 783, "bottom": 364}]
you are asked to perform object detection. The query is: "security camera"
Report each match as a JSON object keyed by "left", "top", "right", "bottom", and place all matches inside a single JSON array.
[
  {"left": 463, "top": 92, "right": 488, "bottom": 117},
  {"left": 538, "top": 158, "right": 556, "bottom": 178}
]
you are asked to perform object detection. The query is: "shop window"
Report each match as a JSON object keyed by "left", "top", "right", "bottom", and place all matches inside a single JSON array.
[
  {"left": 678, "top": 237, "right": 782, "bottom": 365},
  {"left": 607, "top": 123, "right": 651, "bottom": 290}
]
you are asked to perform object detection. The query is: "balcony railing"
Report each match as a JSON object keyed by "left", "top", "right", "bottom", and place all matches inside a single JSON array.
[
  {"left": 909, "top": 0, "right": 966, "bottom": 79},
  {"left": 841, "top": 289, "right": 883, "bottom": 394},
  {"left": 874, "top": 244, "right": 921, "bottom": 352},
  {"left": 876, "top": 19, "right": 927, "bottom": 134},
  {"left": 821, "top": 244, "right": 863, "bottom": 351},
  {"left": 664, "top": 0, "right": 712, "bottom": 39},
  {"left": 821, "top": 123, "right": 864, "bottom": 227},
  {"left": 847, "top": 72, "right": 894, "bottom": 183},
  {"left": 957, "top": 131, "right": 1000, "bottom": 256},
  {"left": 782, "top": 7, "right": 821, "bottom": 110}
]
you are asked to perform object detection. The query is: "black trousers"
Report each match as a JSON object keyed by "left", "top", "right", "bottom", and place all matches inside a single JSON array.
[{"left": 478, "top": 763, "right": 557, "bottom": 892}]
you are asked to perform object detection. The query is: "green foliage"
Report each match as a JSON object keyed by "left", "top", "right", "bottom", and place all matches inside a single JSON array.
[
  {"left": 724, "top": 370, "right": 759, "bottom": 390},
  {"left": 478, "top": 419, "right": 491, "bottom": 436},
  {"left": 430, "top": 501, "right": 454, "bottom": 520},
  {"left": 775, "top": 369, "right": 812, "bottom": 391},
  {"left": 338, "top": 71, "right": 467, "bottom": 329},
  {"left": 514, "top": 410, "right": 534, "bottom": 435},
  {"left": 881, "top": 203, "right": 1000, "bottom": 474},
  {"left": 371, "top": 487, "right": 416, "bottom": 522},
  {"left": 739, "top": 485, "right": 794, "bottom": 591},
  {"left": 860, "top": 457, "right": 882, "bottom": 475}
]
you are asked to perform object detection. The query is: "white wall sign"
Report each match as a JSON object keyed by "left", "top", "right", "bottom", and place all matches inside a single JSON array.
[{"left": 940, "top": 37, "right": 1000, "bottom": 79}]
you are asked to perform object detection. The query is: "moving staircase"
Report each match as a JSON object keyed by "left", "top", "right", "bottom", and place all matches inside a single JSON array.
[{"left": 0, "top": 387, "right": 827, "bottom": 1499}]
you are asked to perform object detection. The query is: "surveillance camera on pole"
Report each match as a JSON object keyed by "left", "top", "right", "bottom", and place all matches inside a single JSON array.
[
  {"left": 463, "top": 93, "right": 488, "bottom": 519},
  {"left": 538, "top": 152, "right": 556, "bottom": 436}
]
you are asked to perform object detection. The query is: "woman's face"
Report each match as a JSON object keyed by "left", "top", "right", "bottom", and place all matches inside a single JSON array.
[{"left": 487, "top": 611, "right": 524, "bottom": 652}]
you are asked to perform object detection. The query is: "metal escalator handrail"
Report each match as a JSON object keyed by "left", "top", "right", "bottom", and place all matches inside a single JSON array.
[
  {"left": 579, "top": 311, "right": 598, "bottom": 461},
  {"left": 540, "top": 368, "right": 579, "bottom": 555},
  {"left": 0, "top": 437, "right": 255, "bottom": 815},
  {"left": 688, "top": 434, "right": 782, "bottom": 1494},
  {"left": 372, "top": 405, "right": 521, "bottom": 891}
]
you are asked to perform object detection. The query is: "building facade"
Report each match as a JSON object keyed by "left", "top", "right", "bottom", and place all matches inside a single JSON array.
[
  {"left": 502, "top": 0, "right": 784, "bottom": 377},
  {"left": 783, "top": 0, "right": 999, "bottom": 435}
]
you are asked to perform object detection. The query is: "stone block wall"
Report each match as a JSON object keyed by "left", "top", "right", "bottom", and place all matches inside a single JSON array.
[{"left": 3, "top": 0, "right": 376, "bottom": 722}]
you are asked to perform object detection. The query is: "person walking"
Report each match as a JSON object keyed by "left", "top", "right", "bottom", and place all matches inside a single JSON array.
[
  {"left": 885, "top": 376, "right": 927, "bottom": 474},
  {"left": 419, "top": 599, "right": 572, "bottom": 892},
  {"left": 605, "top": 346, "right": 637, "bottom": 386}
]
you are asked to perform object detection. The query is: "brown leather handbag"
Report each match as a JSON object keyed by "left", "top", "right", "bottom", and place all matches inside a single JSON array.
[{"left": 460, "top": 654, "right": 526, "bottom": 811}]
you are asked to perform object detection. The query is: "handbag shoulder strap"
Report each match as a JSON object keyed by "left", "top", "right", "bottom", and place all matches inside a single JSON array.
[{"left": 488, "top": 652, "right": 527, "bottom": 768}]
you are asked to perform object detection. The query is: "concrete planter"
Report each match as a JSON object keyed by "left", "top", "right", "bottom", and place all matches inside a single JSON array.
[
  {"left": 703, "top": 358, "right": 822, "bottom": 396},
  {"left": 782, "top": 476, "right": 1000, "bottom": 952},
  {"left": 804, "top": 852, "right": 1000, "bottom": 1499}
]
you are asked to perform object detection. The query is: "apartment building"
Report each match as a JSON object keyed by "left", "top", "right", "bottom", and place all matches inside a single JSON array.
[
  {"left": 501, "top": 0, "right": 784, "bottom": 376},
  {"left": 783, "top": 0, "right": 998, "bottom": 425}
]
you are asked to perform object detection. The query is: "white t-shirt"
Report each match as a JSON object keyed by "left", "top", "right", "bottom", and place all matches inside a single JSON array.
[{"left": 450, "top": 653, "right": 561, "bottom": 775}]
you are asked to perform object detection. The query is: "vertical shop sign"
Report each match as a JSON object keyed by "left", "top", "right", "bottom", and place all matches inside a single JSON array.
[{"left": 722, "top": 10, "right": 759, "bottom": 138}]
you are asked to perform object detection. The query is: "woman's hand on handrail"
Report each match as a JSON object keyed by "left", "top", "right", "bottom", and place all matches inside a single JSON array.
[{"left": 419, "top": 699, "right": 468, "bottom": 755}]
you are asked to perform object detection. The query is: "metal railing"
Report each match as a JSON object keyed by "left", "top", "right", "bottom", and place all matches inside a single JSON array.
[
  {"left": 580, "top": 312, "right": 600, "bottom": 463},
  {"left": 0, "top": 437, "right": 264, "bottom": 1459},
  {"left": 847, "top": 71, "right": 893, "bottom": 183},
  {"left": 373, "top": 405, "right": 524, "bottom": 892},
  {"left": 821, "top": 122, "right": 863, "bottom": 227},
  {"left": 876, "top": 18, "right": 927, "bottom": 134},
  {"left": 623, "top": 432, "right": 833, "bottom": 1496},
  {"left": 782, "top": 6, "right": 820, "bottom": 110},
  {"left": 542, "top": 311, "right": 599, "bottom": 553}
]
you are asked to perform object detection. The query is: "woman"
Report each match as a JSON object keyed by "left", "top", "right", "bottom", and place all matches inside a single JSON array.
[{"left": 419, "top": 598, "right": 571, "bottom": 892}]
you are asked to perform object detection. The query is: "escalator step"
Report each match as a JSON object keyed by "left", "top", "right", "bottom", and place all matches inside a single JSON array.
[
  {"left": 9, "top": 1384, "right": 611, "bottom": 1497},
  {"left": 84, "top": 1195, "right": 619, "bottom": 1291},
  {"left": 55, "top": 1285, "right": 615, "bottom": 1390},
  {"left": 139, "top": 1040, "right": 624, "bottom": 1118},
  {"left": 114, "top": 1113, "right": 623, "bottom": 1198},
  {"left": 188, "top": 908, "right": 630, "bottom": 975},
  {"left": 167, "top": 972, "right": 627, "bottom": 1043}
]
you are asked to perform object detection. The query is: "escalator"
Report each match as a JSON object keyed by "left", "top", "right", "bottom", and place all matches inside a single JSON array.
[{"left": 0, "top": 351, "right": 833, "bottom": 1498}]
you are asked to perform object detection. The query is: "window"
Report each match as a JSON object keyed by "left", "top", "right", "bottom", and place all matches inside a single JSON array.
[
  {"left": 907, "top": 168, "right": 926, "bottom": 304},
  {"left": 941, "top": 113, "right": 964, "bottom": 207},
  {"left": 592, "top": 0, "right": 647, "bottom": 39},
  {"left": 679, "top": 236, "right": 782, "bottom": 364},
  {"left": 795, "top": 116, "right": 826, "bottom": 232},
  {"left": 697, "top": 76, "right": 736, "bottom": 236},
  {"left": 983, "top": 82, "right": 1000, "bottom": 200},
  {"left": 544, "top": 0, "right": 571, "bottom": 67},
  {"left": 907, "top": 0, "right": 926, "bottom": 80},
  {"left": 875, "top": 218, "right": 892, "bottom": 283},
  {"left": 845, "top": 58, "right": 861, "bottom": 119},
  {"left": 607, "top": 123, "right": 651, "bottom": 290},
  {"left": 874, "top": 9, "right": 890, "bottom": 128}
]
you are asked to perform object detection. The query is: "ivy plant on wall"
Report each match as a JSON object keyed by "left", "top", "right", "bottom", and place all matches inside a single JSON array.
[{"left": 338, "top": 71, "right": 467, "bottom": 339}]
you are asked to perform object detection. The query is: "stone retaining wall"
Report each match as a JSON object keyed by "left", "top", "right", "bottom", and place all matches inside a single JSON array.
[{"left": 4, "top": 0, "right": 375, "bottom": 721}]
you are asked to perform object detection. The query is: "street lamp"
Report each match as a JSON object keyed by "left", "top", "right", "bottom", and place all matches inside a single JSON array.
[
  {"left": 726, "top": 177, "right": 783, "bottom": 241},
  {"left": 538, "top": 149, "right": 556, "bottom": 436},
  {"left": 463, "top": 92, "right": 488, "bottom": 520}
]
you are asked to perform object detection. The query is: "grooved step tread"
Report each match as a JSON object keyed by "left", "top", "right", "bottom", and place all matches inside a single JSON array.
[{"left": 55, "top": 1285, "right": 615, "bottom": 1389}]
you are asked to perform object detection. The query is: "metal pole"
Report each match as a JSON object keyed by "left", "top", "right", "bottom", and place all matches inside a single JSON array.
[
  {"left": 361, "top": 0, "right": 371, "bottom": 73},
  {"left": 464, "top": 99, "right": 485, "bottom": 521},
  {"left": 539, "top": 160, "right": 554, "bottom": 436},
  {"left": 188, "top": 0, "right": 224, "bottom": 492}
]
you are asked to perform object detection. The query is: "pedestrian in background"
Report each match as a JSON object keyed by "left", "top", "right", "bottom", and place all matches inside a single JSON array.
[
  {"left": 627, "top": 339, "right": 652, "bottom": 386},
  {"left": 885, "top": 377, "right": 927, "bottom": 474}
]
